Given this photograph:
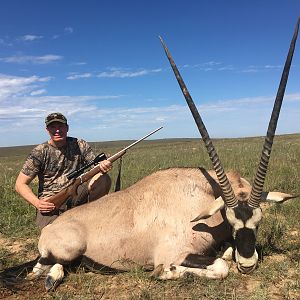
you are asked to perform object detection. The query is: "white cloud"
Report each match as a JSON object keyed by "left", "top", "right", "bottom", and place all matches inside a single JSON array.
[
  {"left": 264, "top": 65, "right": 282, "bottom": 69},
  {"left": 182, "top": 61, "right": 282, "bottom": 74},
  {"left": 0, "top": 74, "right": 51, "bottom": 100},
  {"left": 241, "top": 68, "right": 259, "bottom": 73},
  {"left": 218, "top": 65, "right": 235, "bottom": 71},
  {"left": 72, "top": 62, "right": 87, "bottom": 66},
  {"left": 0, "top": 54, "right": 63, "bottom": 64},
  {"left": 203, "top": 61, "right": 222, "bottom": 66},
  {"left": 97, "top": 68, "right": 162, "bottom": 78},
  {"left": 21, "top": 34, "right": 43, "bottom": 41},
  {"left": 241, "top": 64, "right": 283, "bottom": 73},
  {"left": 0, "top": 71, "right": 299, "bottom": 146},
  {"left": 30, "top": 89, "right": 47, "bottom": 96},
  {"left": 65, "top": 68, "right": 162, "bottom": 80},
  {"left": 52, "top": 27, "right": 74, "bottom": 40},
  {"left": 283, "top": 93, "right": 300, "bottom": 102},
  {"left": 0, "top": 38, "right": 13, "bottom": 47},
  {"left": 64, "top": 27, "right": 74, "bottom": 34},
  {"left": 66, "top": 73, "right": 92, "bottom": 80}
]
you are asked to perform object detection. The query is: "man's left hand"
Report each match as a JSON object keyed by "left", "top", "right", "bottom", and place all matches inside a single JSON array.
[{"left": 98, "top": 160, "right": 112, "bottom": 173}]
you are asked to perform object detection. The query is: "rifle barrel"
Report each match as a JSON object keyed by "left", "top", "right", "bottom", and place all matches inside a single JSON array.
[{"left": 122, "top": 126, "right": 163, "bottom": 152}]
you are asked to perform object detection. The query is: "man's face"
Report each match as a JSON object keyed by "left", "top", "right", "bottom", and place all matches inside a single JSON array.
[{"left": 46, "top": 122, "right": 68, "bottom": 144}]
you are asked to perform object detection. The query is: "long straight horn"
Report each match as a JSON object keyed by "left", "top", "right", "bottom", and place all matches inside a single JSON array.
[
  {"left": 159, "top": 36, "right": 238, "bottom": 208},
  {"left": 248, "top": 18, "right": 300, "bottom": 208}
]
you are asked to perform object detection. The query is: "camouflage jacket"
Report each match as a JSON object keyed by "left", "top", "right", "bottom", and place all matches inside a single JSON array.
[{"left": 21, "top": 137, "right": 95, "bottom": 199}]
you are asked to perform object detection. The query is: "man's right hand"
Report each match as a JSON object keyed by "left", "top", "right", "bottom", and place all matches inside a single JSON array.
[
  {"left": 36, "top": 198, "right": 56, "bottom": 213},
  {"left": 15, "top": 172, "right": 56, "bottom": 213}
]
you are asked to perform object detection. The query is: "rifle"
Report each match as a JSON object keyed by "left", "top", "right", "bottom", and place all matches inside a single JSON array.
[{"left": 46, "top": 126, "right": 163, "bottom": 209}]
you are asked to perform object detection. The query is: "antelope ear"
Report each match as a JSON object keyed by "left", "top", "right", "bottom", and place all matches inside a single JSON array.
[
  {"left": 191, "top": 196, "right": 225, "bottom": 222},
  {"left": 261, "top": 192, "right": 299, "bottom": 203}
]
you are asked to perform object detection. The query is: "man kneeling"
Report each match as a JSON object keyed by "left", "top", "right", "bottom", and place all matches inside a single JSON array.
[{"left": 15, "top": 112, "right": 112, "bottom": 230}]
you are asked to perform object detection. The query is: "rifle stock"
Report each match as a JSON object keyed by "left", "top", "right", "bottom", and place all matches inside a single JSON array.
[
  {"left": 46, "top": 184, "right": 75, "bottom": 209},
  {"left": 47, "top": 127, "right": 162, "bottom": 209}
]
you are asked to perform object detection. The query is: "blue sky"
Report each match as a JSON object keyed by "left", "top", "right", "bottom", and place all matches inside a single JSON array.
[{"left": 0, "top": 0, "right": 299, "bottom": 147}]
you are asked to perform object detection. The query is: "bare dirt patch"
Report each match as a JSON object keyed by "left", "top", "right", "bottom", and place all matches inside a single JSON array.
[{"left": 0, "top": 233, "right": 37, "bottom": 258}]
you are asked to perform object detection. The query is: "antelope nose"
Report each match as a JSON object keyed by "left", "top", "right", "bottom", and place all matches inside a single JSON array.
[{"left": 238, "top": 263, "right": 256, "bottom": 274}]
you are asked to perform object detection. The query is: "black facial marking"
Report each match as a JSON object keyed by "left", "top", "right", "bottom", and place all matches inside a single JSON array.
[
  {"left": 235, "top": 228, "right": 256, "bottom": 258},
  {"left": 233, "top": 202, "right": 253, "bottom": 224}
]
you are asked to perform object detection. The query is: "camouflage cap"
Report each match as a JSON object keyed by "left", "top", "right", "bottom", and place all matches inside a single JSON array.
[{"left": 45, "top": 112, "right": 67, "bottom": 126}]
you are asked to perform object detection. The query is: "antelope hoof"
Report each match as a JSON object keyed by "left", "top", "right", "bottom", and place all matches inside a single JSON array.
[
  {"left": 44, "top": 263, "right": 64, "bottom": 291},
  {"left": 45, "top": 275, "right": 62, "bottom": 292},
  {"left": 26, "top": 263, "right": 51, "bottom": 280}
]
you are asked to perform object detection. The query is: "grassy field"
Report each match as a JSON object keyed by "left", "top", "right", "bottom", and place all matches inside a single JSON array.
[{"left": 0, "top": 134, "right": 299, "bottom": 299}]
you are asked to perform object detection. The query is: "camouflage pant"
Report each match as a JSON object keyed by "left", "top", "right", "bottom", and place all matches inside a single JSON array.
[{"left": 36, "top": 183, "right": 89, "bottom": 230}]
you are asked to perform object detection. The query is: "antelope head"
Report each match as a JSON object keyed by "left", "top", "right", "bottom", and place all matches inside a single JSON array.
[{"left": 160, "top": 17, "right": 300, "bottom": 274}]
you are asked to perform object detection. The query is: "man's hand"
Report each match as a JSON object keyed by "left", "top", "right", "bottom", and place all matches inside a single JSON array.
[
  {"left": 98, "top": 159, "right": 112, "bottom": 173},
  {"left": 15, "top": 172, "right": 56, "bottom": 213},
  {"left": 35, "top": 198, "right": 56, "bottom": 213}
]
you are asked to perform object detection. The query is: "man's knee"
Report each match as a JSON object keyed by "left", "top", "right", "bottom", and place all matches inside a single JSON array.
[{"left": 36, "top": 211, "right": 59, "bottom": 230}]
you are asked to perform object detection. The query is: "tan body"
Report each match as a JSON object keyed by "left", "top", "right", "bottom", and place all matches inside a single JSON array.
[{"left": 39, "top": 168, "right": 248, "bottom": 270}]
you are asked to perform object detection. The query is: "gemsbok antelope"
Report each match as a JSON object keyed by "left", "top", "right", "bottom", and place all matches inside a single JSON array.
[{"left": 28, "top": 18, "right": 299, "bottom": 291}]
